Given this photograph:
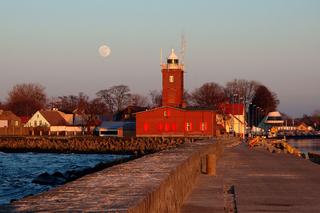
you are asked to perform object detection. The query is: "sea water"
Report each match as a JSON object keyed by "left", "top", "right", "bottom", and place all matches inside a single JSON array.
[
  {"left": 0, "top": 152, "right": 129, "bottom": 205},
  {"left": 287, "top": 139, "right": 320, "bottom": 155}
]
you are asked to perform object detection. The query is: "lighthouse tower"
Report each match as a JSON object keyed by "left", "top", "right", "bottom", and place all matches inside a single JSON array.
[{"left": 161, "top": 49, "right": 184, "bottom": 107}]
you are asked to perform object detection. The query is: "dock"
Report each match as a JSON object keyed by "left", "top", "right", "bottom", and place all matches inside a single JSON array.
[
  {"left": 1, "top": 138, "right": 320, "bottom": 212},
  {"left": 182, "top": 140, "right": 320, "bottom": 212}
]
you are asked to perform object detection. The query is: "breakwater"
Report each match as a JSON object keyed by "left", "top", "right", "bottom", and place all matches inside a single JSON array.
[
  {"left": 2, "top": 139, "right": 222, "bottom": 212},
  {"left": 0, "top": 153, "right": 131, "bottom": 205},
  {"left": 0, "top": 136, "right": 191, "bottom": 154}
]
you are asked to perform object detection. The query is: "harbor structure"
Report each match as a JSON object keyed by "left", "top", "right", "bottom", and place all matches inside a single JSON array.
[
  {"left": 136, "top": 49, "right": 216, "bottom": 137},
  {"left": 93, "top": 121, "right": 136, "bottom": 137}
]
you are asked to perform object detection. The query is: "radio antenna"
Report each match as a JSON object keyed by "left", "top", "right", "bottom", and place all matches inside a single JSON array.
[
  {"left": 180, "top": 33, "right": 186, "bottom": 65},
  {"left": 160, "top": 48, "right": 163, "bottom": 66}
]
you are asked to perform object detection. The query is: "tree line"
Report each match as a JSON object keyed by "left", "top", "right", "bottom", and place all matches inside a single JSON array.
[{"left": 0, "top": 79, "right": 279, "bottom": 118}]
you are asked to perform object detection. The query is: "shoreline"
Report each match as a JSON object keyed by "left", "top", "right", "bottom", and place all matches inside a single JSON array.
[
  {"left": 0, "top": 136, "right": 190, "bottom": 155},
  {"left": 0, "top": 153, "right": 137, "bottom": 206}
]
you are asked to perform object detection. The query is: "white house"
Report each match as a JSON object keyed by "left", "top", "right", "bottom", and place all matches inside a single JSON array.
[{"left": 25, "top": 109, "right": 82, "bottom": 135}]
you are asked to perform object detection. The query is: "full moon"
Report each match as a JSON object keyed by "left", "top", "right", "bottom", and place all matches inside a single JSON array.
[{"left": 99, "top": 45, "right": 111, "bottom": 58}]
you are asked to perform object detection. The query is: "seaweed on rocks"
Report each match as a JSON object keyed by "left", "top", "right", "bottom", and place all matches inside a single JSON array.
[
  {"left": 0, "top": 136, "right": 188, "bottom": 154},
  {"left": 32, "top": 155, "right": 136, "bottom": 186}
]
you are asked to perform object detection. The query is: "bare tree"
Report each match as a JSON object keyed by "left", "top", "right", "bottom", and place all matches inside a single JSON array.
[
  {"left": 183, "top": 90, "right": 192, "bottom": 106},
  {"left": 130, "top": 94, "right": 150, "bottom": 107},
  {"left": 97, "top": 85, "right": 131, "bottom": 112},
  {"left": 49, "top": 92, "right": 89, "bottom": 114},
  {"left": 252, "top": 85, "right": 279, "bottom": 114},
  {"left": 83, "top": 98, "right": 109, "bottom": 127},
  {"left": 225, "top": 79, "right": 259, "bottom": 103},
  {"left": 149, "top": 90, "right": 162, "bottom": 108},
  {"left": 6, "top": 83, "right": 47, "bottom": 116},
  {"left": 190, "top": 82, "right": 227, "bottom": 110}
]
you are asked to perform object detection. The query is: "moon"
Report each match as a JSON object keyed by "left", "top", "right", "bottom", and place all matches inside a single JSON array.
[{"left": 99, "top": 45, "right": 111, "bottom": 58}]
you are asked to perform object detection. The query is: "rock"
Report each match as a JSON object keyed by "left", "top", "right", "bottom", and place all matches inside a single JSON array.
[{"left": 32, "top": 172, "right": 66, "bottom": 186}]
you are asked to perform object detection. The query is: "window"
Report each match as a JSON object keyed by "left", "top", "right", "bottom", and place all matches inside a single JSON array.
[
  {"left": 201, "top": 122, "right": 207, "bottom": 131},
  {"left": 34, "top": 121, "right": 37, "bottom": 126},
  {"left": 39, "top": 120, "right": 42, "bottom": 126},
  {"left": 185, "top": 122, "right": 192, "bottom": 131},
  {"left": 143, "top": 123, "right": 149, "bottom": 132},
  {"left": 169, "top": 75, "right": 174, "bottom": 83}
]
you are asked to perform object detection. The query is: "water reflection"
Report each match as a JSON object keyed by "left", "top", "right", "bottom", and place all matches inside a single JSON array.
[{"left": 287, "top": 139, "right": 320, "bottom": 154}]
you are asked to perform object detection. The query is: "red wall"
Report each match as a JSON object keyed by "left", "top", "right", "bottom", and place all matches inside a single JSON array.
[
  {"left": 136, "top": 107, "right": 216, "bottom": 137},
  {"left": 162, "top": 68, "right": 184, "bottom": 108}
]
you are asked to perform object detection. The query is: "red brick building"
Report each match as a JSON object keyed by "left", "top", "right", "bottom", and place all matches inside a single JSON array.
[{"left": 136, "top": 49, "right": 216, "bottom": 137}]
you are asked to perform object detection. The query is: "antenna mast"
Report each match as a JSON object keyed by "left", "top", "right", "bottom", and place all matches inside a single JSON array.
[
  {"left": 180, "top": 33, "right": 186, "bottom": 65},
  {"left": 160, "top": 48, "right": 163, "bottom": 66}
]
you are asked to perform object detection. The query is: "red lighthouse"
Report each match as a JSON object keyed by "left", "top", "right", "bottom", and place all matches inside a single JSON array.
[
  {"left": 162, "top": 49, "right": 184, "bottom": 107},
  {"left": 136, "top": 49, "right": 217, "bottom": 137}
]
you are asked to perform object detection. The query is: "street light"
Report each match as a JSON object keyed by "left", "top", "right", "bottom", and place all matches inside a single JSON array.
[
  {"left": 252, "top": 104, "right": 256, "bottom": 136},
  {"left": 239, "top": 97, "right": 243, "bottom": 138},
  {"left": 232, "top": 93, "right": 238, "bottom": 137},
  {"left": 245, "top": 101, "right": 252, "bottom": 136}
]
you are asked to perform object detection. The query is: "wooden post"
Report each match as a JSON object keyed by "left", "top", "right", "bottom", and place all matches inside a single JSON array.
[{"left": 206, "top": 154, "right": 216, "bottom": 176}]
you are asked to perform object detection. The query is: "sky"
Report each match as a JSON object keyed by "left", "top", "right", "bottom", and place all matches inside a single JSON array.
[{"left": 0, "top": 0, "right": 319, "bottom": 117}]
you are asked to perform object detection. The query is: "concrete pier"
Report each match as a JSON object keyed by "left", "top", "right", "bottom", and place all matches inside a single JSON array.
[
  {"left": 2, "top": 138, "right": 320, "bottom": 212},
  {"left": 1, "top": 139, "right": 222, "bottom": 212},
  {"left": 182, "top": 139, "right": 320, "bottom": 212}
]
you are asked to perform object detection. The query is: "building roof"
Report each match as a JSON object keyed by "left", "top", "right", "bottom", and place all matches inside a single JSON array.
[
  {"left": 221, "top": 104, "right": 244, "bottom": 115},
  {"left": 135, "top": 106, "right": 216, "bottom": 114},
  {"left": 265, "top": 111, "right": 284, "bottom": 124},
  {"left": 39, "top": 110, "right": 70, "bottom": 126},
  {"left": 267, "top": 111, "right": 282, "bottom": 117},
  {"left": 184, "top": 106, "right": 216, "bottom": 111},
  {"left": 0, "top": 110, "right": 21, "bottom": 122},
  {"left": 168, "top": 48, "right": 178, "bottom": 60},
  {"left": 20, "top": 116, "right": 31, "bottom": 124},
  {"left": 98, "top": 121, "right": 136, "bottom": 130}
]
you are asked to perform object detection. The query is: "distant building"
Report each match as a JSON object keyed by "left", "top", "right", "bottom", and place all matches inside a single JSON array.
[
  {"left": 113, "top": 106, "right": 148, "bottom": 121},
  {"left": 94, "top": 121, "right": 136, "bottom": 137},
  {"left": 0, "top": 110, "right": 21, "bottom": 127},
  {"left": 264, "top": 111, "right": 284, "bottom": 126},
  {"left": 219, "top": 103, "right": 245, "bottom": 137},
  {"left": 19, "top": 116, "right": 31, "bottom": 125},
  {"left": 25, "top": 109, "right": 72, "bottom": 127},
  {"left": 136, "top": 49, "right": 216, "bottom": 137},
  {"left": 296, "top": 122, "right": 314, "bottom": 132},
  {"left": 25, "top": 109, "right": 82, "bottom": 135}
]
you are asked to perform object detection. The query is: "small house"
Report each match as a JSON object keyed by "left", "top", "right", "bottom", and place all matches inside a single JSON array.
[
  {"left": 25, "top": 109, "right": 82, "bottom": 135},
  {"left": 94, "top": 121, "right": 136, "bottom": 137},
  {"left": 0, "top": 110, "right": 21, "bottom": 127},
  {"left": 297, "top": 122, "right": 311, "bottom": 132}
]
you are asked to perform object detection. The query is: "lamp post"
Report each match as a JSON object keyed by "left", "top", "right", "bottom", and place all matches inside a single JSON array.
[
  {"left": 232, "top": 94, "right": 238, "bottom": 137},
  {"left": 256, "top": 107, "right": 260, "bottom": 135},
  {"left": 247, "top": 102, "right": 251, "bottom": 137},
  {"left": 260, "top": 108, "right": 264, "bottom": 135},
  {"left": 239, "top": 97, "right": 243, "bottom": 138},
  {"left": 252, "top": 104, "right": 256, "bottom": 136}
]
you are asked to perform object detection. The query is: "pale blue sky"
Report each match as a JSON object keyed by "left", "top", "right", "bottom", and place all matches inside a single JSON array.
[{"left": 0, "top": 0, "right": 319, "bottom": 117}]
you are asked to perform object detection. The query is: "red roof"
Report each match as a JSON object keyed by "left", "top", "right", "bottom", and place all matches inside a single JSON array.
[
  {"left": 220, "top": 103, "right": 244, "bottom": 115},
  {"left": 20, "top": 116, "right": 31, "bottom": 124},
  {"left": 40, "top": 111, "right": 70, "bottom": 126},
  {"left": 0, "top": 110, "right": 21, "bottom": 122}
]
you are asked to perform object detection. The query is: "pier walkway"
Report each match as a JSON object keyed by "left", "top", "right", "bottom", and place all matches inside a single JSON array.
[{"left": 181, "top": 141, "right": 320, "bottom": 212}]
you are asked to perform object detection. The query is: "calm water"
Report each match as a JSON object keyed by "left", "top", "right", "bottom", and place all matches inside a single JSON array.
[
  {"left": 287, "top": 139, "right": 320, "bottom": 154},
  {"left": 0, "top": 152, "right": 130, "bottom": 205}
]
